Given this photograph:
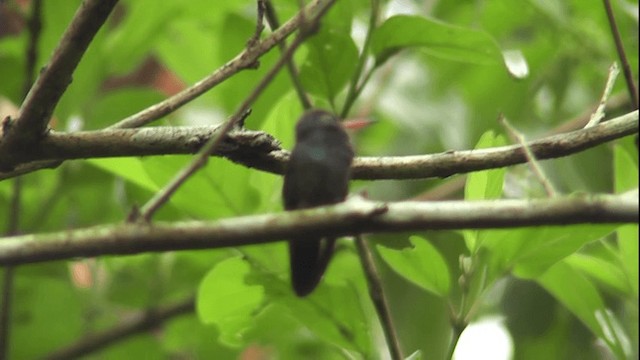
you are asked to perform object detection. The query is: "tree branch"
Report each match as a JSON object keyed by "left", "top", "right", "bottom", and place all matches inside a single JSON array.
[
  {"left": 0, "top": 193, "right": 636, "bottom": 266},
  {"left": 1, "top": 109, "right": 636, "bottom": 181},
  {"left": 355, "top": 235, "right": 403, "bottom": 360},
  {"left": 602, "top": 0, "right": 639, "bottom": 109},
  {"left": 0, "top": 0, "right": 119, "bottom": 171}
]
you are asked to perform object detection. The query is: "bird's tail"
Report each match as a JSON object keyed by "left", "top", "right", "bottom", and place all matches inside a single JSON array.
[{"left": 289, "top": 237, "right": 336, "bottom": 296}]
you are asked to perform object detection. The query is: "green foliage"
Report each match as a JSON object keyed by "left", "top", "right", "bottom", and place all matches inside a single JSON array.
[
  {"left": 197, "top": 257, "right": 265, "bottom": 346},
  {"left": 300, "top": 29, "right": 360, "bottom": 107},
  {"left": 0, "top": 0, "right": 637, "bottom": 359},
  {"left": 371, "top": 15, "right": 504, "bottom": 66},
  {"left": 377, "top": 235, "right": 451, "bottom": 296}
]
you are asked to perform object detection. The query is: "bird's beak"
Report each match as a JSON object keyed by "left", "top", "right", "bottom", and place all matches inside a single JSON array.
[{"left": 341, "top": 117, "right": 376, "bottom": 132}]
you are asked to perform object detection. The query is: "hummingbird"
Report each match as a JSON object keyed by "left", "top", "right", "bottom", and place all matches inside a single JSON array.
[{"left": 282, "top": 109, "right": 354, "bottom": 296}]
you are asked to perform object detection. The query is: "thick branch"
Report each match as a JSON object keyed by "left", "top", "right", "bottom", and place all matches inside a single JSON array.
[
  {"left": 0, "top": 0, "right": 119, "bottom": 170},
  {"left": 1, "top": 109, "right": 637, "bottom": 181},
  {"left": 0, "top": 193, "right": 636, "bottom": 266}
]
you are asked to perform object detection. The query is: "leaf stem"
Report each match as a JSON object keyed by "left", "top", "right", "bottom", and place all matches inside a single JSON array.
[{"left": 340, "top": 0, "right": 380, "bottom": 118}]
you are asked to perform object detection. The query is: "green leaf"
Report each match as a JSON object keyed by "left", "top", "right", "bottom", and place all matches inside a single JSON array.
[
  {"left": 371, "top": 15, "right": 503, "bottom": 65},
  {"left": 141, "top": 156, "right": 259, "bottom": 218},
  {"left": 464, "top": 131, "right": 506, "bottom": 201},
  {"left": 484, "top": 224, "right": 617, "bottom": 279},
  {"left": 197, "top": 257, "right": 265, "bottom": 347},
  {"left": 538, "top": 261, "right": 631, "bottom": 358},
  {"left": 274, "top": 283, "right": 373, "bottom": 356},
  {"left": 299, "top": 29, "right": 359, "bottom": 103},
  {"left": 84, "top": 88, "right": 165, "bottom": 129},
  {"left": 564, "top": 253, "right": 630, "bottom": 295},
  {"left": 11, "top": 272, "right": 83, "bottom": 359},
  {"left": 377, "top": 235, "right": 451, "bottom": 296},
  {"left": 614, "top": 144, "right": 639, "bottom": 193},
  {"left": 463, "top": 131, "right": 507, "bottom": 252},
  {"left": 104, "top": 0, "right": 180, "bottom": 75},
  {"left": 88, "top": 157, "right": 158, "bottom": 192},
  {"left": 614, "top": 145, "right": 639, "bottom": 297}
]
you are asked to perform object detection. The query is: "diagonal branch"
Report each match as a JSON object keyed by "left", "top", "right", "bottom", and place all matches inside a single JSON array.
[
  {"left": 0, "top": 0, "right": 119, "bottom": 171},
  {"left": 109, "top": 0, "right": 333, "bottom": 130},
  {"left": 0, "top": 193, "right": 636, "bottom": 266},
  {"left": 602, "top": 0, "right": 639, "bottom": 109}
]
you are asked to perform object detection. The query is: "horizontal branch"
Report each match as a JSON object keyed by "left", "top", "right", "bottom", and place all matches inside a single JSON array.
[
  {"left": 0, "top": 193, "right": 636, "bottom": 266},
  {"left": 353, "top": 110, "right": 638, "bottom": 179},
  {"left": 1, "top": 110, "right": 637, "bottom": 181}
]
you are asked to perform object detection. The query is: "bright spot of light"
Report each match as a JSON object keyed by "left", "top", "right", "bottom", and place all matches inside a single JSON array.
[
  {"left": 502, "top": 49, "right": 529, "bottom": 79},
  {"left": 453, "top": 316, "right": 513, "bottom": 360}
]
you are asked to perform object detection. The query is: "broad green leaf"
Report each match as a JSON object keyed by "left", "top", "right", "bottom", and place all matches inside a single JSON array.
[
  {"left": 371, "top": 15, "right": 503, "bottom": 65},
  {"left": 11, "top": 273, "right": 83, "bottom": 359},
  {"left": 88, "top": 157, "right": 158, "bottom": 192},
  {"left": 299, "top": 29, "right": 359, "bottom": 103},
  {"left": 141, "top": 155, "right": 259, "bottom": 218},
  {"left": 377, "top": 236, "right": 450, "bottom": 296},
  {"left": 197, "top": 257, "right": 265, "bottom": 347},
  {"left": 104, "top": 0, "right": 180, "bottom": 75},
  {"left": 538, "top": 261, "right": 631, "bottom": 358},
  {"left": 496, "top": 224, "right": 616, "bottom": 279},
  {"left": 614, "top": 144, "right": 639, "bottom": 193},
  {"left": 614, "top": 145, "right": 639, "bottom": 297},
  {"left": 84, "top": 88, "right": 165, "bottom": 129},
  {"left": 274, "top": 283, "right": 373, "bottom": 356},
  {"left": 155, "top": 18, "right": 219, "bottom": 85},
  {"left": 464, "top": 131, "right": 506, "bottom": 201},
  {"left": 564, "top": 253, "right": 630, "bottom": 295},
  {"left": 463, "top": 131, "right": 506, "bottom": 252}
]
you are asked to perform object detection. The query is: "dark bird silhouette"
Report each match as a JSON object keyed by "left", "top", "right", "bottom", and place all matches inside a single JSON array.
[{"left": 282, "top": 109, "right": 354, "bottom": 296}]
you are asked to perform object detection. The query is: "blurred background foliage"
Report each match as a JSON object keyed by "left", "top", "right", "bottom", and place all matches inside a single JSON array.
[{"left": 0, "top": 0, "right": 637, "bottom": 358}]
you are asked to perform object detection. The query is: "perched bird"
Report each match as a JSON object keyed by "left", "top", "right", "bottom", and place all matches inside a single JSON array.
[{"left": 282, "top": 109, "right": 354, "bottom": 296}]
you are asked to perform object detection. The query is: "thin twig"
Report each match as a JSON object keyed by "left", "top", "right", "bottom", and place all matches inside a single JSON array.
[
  {"left": 0, "top": 267, "right": 13, "bottom": 360},
  {"left": 500, "top": 116, "right": 557, "bottom": 196},
  {"left": 247, "top": 0, "right": 266, "bottom": 49},
  {"left": 340, "top": 0, "right": 380, "bottom": 118},
  {"left": 1, "top": 2, "right": 43, "bottom": 357},
  {"left": 0, "top": 193, "right": 636, "bottom": 266},
  {"left": 586, "top": 62, "right": 620, "bottom": 128},
  {"left": 264, "top": 0, "right": 312, "bottom": 109},
  {"left": 354, "top": 235, "right": 403, "bottom": 360},
  {"left": 21, "top": 0, "right": 42, "bottom": 97},
  {"left": 602, "top": 0, "right": 639, "bottom": 109},
  {"left": 549, "top": 93, "right": 630, "bottom": 134},
  {"left": 139, "top": 1, "right": 336, "bottom": 221},
  {"left": 44, "top": 296, "right": 194, "bottom": 360}
]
